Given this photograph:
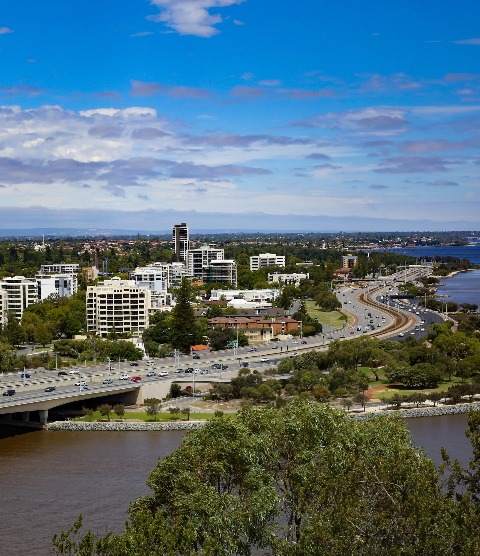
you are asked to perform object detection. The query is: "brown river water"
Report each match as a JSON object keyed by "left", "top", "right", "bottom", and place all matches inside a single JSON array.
[{"left": 0, "top": 415, "right": 473, "bottom": 555}]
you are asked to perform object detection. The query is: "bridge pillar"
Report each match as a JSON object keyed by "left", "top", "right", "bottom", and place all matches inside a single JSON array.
[
  {"left": 38, "top": 409, "right": 48, "bottom": 425},
  {"left": 22, "top": 411, "right": 31, "bottom": 422}
]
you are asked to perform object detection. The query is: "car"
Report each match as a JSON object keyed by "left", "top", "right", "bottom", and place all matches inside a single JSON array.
[
  {"left": 119, "top": 374, "right": 130, "bottom": 380},
  {"left": 241, "top": 362, "right": 249, "bottom": 368},
  {"left": 75, "top": 381, "right": 87, "bottom": 387},
  {"left": 301, "top": 340, "right": 307, "bottom": 344},
  {"left": 3, "top": 389, "right": 16, "bottom": 396},
  {"left": 211, "top": 363, "right": 221, "bottom": 369},
  {"left": 58, "top": 371, "right": 68, "bottom": 376},
  {"left": 200, "top": 369, "right": 209, "bottom": 374},
  {"left": 194, "top": 368, "right": 202, "bottom": 374},
  {"left": 44, "top": 386, "right": 56, "bottom": 393},
  {"left": 130, "top": 362, "right": 139, "bottom": 367},
  {"left": 21, "top": 373, "right": 31, "bottom": 379},
  {"left": 102, "top": 378, "right": 113, "bottom": 385},
  {"left": 357, "top": 326, "right": 362, "bottom": 331},
  {"left": 131, "top": 376, "right": 142, "bottom": 382},
  {"left": 192, "top": 354, "right": 201, "bottom": 360},
  {"left": 175, "top": 368, "right": 184, "bottom": 374},
  {"left": 157, "top": 371, "right": 168, "bottom": 377},
  {"left": 146, "top": 370, "right": 156, "bottom": 377},
  {"left": 340, "top": 335, "right": 346, "bottom": 339},
  {"left": 260, "top": 357, "right": 270, "bottom": 363},
  {"left": 399, "top": 332, "right": 405, "bottom": 337},
  {"left": 271, "top": 344, "right": 279, "bottom": 349},
  {"left": 249, "top": 347, "right": 257, "bottom": 352},
  {"left": 291, "top": 340, "right": 298, "bottom": 344},
  {"left": 289, "top": 352, "right": 298, "bottom": 357},
  {"left": 68, "top": 369, "right": 80, "bottom": 375}
]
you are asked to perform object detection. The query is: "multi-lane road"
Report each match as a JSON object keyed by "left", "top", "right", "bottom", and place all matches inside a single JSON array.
[{"left": 1, "top": 266, "right": 445, "bottom": 406}]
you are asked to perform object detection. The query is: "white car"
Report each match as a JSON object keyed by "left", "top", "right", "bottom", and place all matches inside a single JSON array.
[
  {"left": 146, "top": 371, "right": 156, "bottom": 377},
  {"left": 68, "top": 369, "right": 80, "bottom": 375},
  {"left": 260, "top": 357, "right": 270, "bottom": 363},
  {"left": 157, "top": 370, "right": 168, "bottom": 377},
  {"left": 119, "top": 374, "right": 130, "bottom": 380},
  {"left": 75, "top": 381, "right": 87, "bottom": 387}
]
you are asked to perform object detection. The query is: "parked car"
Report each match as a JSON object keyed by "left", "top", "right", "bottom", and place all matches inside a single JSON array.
[
  {"left": 3, "top": 389, "right": 16, "bottom": 396},
  {"left": 157, "top": 371, "right": 168, "bottom": 377},
  {"left": 58, "top": 371, "right": 68, "bottom": 376},
  {"left": 192, "top": 354, "right": 201, "bottom": 360},
  {"left": 249, "top": 347, "right": 257, "bottom": 352},
  {"left": 119, "top": 374, "right": 130, "bottom": 380},
  {"left": 260, "top": 357, "right": 270, "bottom": 363},
  {"left": 241, "top": 362, "right": 249, "bottom": 368},
  {"left": 68, "top": 369, "right": 80, "bottom": 375},
  {"left": 75, "top": 381, "right": 87, "bottom": 387},
  {"left": 102, "top": 378, "right": 113, "bottom": 385},
  {"left": 301, "top": 340, "right": 308, "bottom": 344},
  {"left": 44, "top": 386, "right": 56, "bottom": 393},
  {"left": 131, "top": 376, "right": 141, "bottom": 382},
  {"left": 130, "top": 362, "right": 139, "bottom": 367},
  {"left": 21, "top": 373, "right": 30, "bottom": 378},
  {"left": 146, "top": 371, "right": 156, "bottom": 377}
]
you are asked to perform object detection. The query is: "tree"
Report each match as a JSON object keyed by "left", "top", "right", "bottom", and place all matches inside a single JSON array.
[
  {"left": 97, "top": 404, "right": 112, "bottom": 421},
  {"left": 183, "top": 406, "right": 191, "bottom": 421},
  {"left": 145, "top": 398, "right": 161, "bottom": 421},
  {"left": 170, "top": 278, "right": 197, "bottom": 353},
  {"left": 2, "top": 311, "right": 26, "bottom": 347},
  {"left": 53, "top": 399, "right": 479, "bottom": 555},
  {"left": 113, "top": 404, "right": 125, "bottom": 419},
  {"left": 353, "top": 392, "right": 369, "bottom": 411},
  {"left": 169, "top": 383, "right": 182, "bottom": 399}
]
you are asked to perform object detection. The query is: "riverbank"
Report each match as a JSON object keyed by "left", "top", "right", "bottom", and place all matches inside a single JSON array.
[
  {"left": 46, "top": 403, "right": 480, "bottom": 430},
  {"left": 47, "top": 419, "right": 205, "bottom": 431}
]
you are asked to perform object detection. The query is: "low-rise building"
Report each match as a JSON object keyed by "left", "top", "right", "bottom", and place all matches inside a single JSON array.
[
  {"left": 250, "top": 253, "right": 286, "bottom": 271},
  {"left": 268, "top": 272, "right": 309, "bottom": 286},
  {"left": 208, "top": 315, "right": 299, "bottom": 342},
  {"left": 35, "top": 274, "right": 78, "bottom": 300},
  {"left": 210, "top": 288, "right": 279, "bottom": 303}
]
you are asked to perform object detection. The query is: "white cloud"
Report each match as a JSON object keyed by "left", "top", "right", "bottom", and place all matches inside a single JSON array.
[{"left": 148, "top": 0, "right": 245, "bottom": 37}]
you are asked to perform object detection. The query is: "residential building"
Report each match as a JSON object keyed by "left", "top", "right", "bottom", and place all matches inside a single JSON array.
[
  {"left": 39, "top": 263, "right": 80, "bottom": 275},
  {"left": 342, "top": 255, "right": 358, "bottom": 269},
  {"left": 86, "top": 277, "right": 151, "bottom": 337},
  {"left": 210, "top": 288, "right": 279, "bottom": 303},
  {"left": 268, "top": 272, "right": 309, "bottom": 286},
  {"left": 35, "top": 274, "right": 78, "bottom": 300},
  {"left": 131, "top": 263, "right": 169, "bottom": 293},
  {"left": 168, "top": 262, "right": 194, "bottom": 287},
  {"left": 250, "top": 253, "right": 286, "bottom": 271},
  {"left": 204, "top": 259, "right": 237, "bottom": 286},
  {"left": 186, "top": 244, "right": 224, "bottom": 278},
  {"left": 172, "top": 222, "right": 189, "bottom": 262},
  {"left": 0, "top": 276, "right": 38, "bottom": 320},
  {"left": 208, "top": 315, "right": 300, "bottom": 342}
]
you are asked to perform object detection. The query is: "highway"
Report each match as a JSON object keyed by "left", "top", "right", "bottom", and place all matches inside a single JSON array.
[{"left": 1, "top": 265, "right": 444, "bottom": 407}]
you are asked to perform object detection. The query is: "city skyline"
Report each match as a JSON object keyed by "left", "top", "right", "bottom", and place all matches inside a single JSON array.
[{"left": 0, "top": 0, "right": 479, "bottom": 232}]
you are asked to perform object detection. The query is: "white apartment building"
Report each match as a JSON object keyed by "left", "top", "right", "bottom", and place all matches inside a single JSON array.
[
  {"left": 0, "top": 276, "right": 38, "bottom": 320},
  {"left": 39, "top": 263, "right": 81, "bottom": 275},
  {"left": 0, "top": 289, "right": 6, "bottom": 326},
  {"left": 250, "top": 253, "right": 286, "bottom": 271},
  {"left": 168, "top": 262, "right": 194, "bottom": 287},
  {"left": 186, "top": 244, "right": 225, "bottom": 278},
  {"left": 35, "top": 274, "right": 78, "bottom": 300},
  {"left": 86, "top": 277, "right": 151, "bottom": 337},
  {"left": 268, "top": 272, "right": 309, "bottom": 286},
  {"left": 210, "top": 288, "right": 279, "bottom": 304},
  {"left": 131, "top": 263, "right": 169, "bottom": 292}
]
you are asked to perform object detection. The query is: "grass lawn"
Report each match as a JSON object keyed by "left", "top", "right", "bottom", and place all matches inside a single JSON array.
[
  {"left": 305, "top": 301, "right": 353, "bottom": 328},
  {"left": 77, "top": 411, "right": 215, "bottom": 422}
]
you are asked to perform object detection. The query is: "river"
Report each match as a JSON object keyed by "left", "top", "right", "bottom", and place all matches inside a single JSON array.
[{"left": 0, "top": 415, "right": 474, "bottom": 555}]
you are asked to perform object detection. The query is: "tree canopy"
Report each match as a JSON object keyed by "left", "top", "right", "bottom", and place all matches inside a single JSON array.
[{"left": 53, "top": 400, "right": 480, "bottom": 555}]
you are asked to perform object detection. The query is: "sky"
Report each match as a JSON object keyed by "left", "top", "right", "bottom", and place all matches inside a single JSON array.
[{"left": 0, "top": 0, "right": 479, "bottom": 233}]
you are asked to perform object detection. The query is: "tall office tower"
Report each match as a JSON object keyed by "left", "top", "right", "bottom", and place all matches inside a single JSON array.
[{"left": 172, "top": 222, "right": 189, "bottom": 262}]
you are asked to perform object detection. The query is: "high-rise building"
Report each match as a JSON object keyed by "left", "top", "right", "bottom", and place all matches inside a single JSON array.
[
  {"left": 186, "top": 244, "right": 224, "bottom": 278},
  {"left": 0, "top": 276, "right": 38, "bottom": 320},
  {"left": 172, "top": 222, "right": 189, "bottom": 262}
]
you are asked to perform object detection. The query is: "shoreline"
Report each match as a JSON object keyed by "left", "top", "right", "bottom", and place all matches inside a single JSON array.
[{"left": 46, "top": 403, "right": 480, "bottom": 431}]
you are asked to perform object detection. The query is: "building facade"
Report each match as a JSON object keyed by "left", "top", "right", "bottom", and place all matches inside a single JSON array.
[
  {"left": 250, "top": 253, "right": 286, "bottom": 271},
  {"left": 268, "top": 272, "right": 309, "bottom": 286},
  {"left": 35, "top": 274, "right": 78, "bottom": 300},
  {"left": 86, "top": 277, "right": 151, "bottom": 337},
  {"left": 186, "top": 244, "right": 225, "bottom": 279},
  {"left": 172, "top": 222, "right": 189, "bottom": 262},
  {"left": 0, "top": 276, "right": 38, "bottom": 320}
]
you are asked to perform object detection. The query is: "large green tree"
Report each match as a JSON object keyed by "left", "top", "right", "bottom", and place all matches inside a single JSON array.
[
  {"left": 53, "top": 400, "right": 480, "bottom": 555},
  {"left": 170, "top": 278, "right": 197, "bottom": 353}
]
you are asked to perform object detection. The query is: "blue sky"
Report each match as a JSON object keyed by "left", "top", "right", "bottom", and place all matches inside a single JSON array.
[{"left": 0, "top": 0, "right": 479, "bottom": 232}]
